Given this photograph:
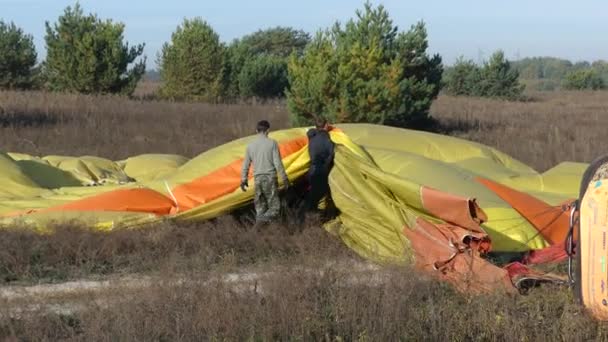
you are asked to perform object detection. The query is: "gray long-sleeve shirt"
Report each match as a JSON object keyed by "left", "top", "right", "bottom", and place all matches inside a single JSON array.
[{"left": 241, "top": 133, "right": 289, "bottom": 184}]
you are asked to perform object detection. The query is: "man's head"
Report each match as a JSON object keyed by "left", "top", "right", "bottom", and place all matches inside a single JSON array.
[
  {"left": 315, "top": 117, "right": 329, "bottom": 131},
  {"left": 256, "top": 120, "right": 270, "bottom": 134}
]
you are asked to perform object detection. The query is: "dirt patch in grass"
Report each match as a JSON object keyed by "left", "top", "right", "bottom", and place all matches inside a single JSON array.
[{"left": 1, "top": 263, "right": 606, "bottom": 341}]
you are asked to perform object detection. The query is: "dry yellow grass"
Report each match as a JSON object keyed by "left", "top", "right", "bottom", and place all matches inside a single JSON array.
[
  {"left": 0, "top": 90, "right": 288, "bottom": 159},
  {"left": 2, "top": 264, "right": 603, "bottom": 341}
]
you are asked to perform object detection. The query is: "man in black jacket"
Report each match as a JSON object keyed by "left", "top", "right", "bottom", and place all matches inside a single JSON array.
[{"left": 305, "top": 117, "right": 335, "bottom": 212}]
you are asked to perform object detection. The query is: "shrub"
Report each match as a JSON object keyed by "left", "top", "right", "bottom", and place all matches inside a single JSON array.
[{"left": 563, "top": 69, "right": 605, "bottom": 90}]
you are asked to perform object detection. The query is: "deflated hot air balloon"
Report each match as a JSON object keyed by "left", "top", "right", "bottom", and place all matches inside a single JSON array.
[{"left": 0, "top": 124, "right": 590, "bottom": 306}]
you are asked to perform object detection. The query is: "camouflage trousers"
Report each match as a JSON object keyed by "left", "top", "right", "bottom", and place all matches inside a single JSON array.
[{"left": 254, "top": 174, "right": 280, "bottom": 223}]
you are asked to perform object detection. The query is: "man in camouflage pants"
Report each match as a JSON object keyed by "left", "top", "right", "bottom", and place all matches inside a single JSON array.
[{"left": 240, "top": 120, "right": 289, "bottom": 224}]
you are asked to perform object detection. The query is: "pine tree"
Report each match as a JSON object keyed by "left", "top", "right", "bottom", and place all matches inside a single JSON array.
[
  {"left": 0, "top": 21, "right": 38, "bottom": 90},
  {"left": 237, "top": 55, "right": 288, "bottom": 98},
  {"left": 43, "top": 3, "right": 145, "bottom": 95},
  {"left": 157, "top": 18, "right": 226, "bottom": 102},
  {"left": 225, "top": 27, "right": 310, "bottom": 99},
  {"left": 443, "top": 57, "right": 480, "bottom": 96},
  {"left": 477, "top": 50, "right": 524, "bottom": 99},
  {"left": 444, "top": 51, "right": 524, "bottom": 100},
  {"left": 286, "top": 2, "right": 443, "bottom": 127}
]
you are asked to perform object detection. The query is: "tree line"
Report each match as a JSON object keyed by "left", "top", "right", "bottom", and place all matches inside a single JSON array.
[
  {"left": 0, "top": 2, "right": 605, "bottom": 128},
  {"left": 512, "top": 57, "right": 607, "bottom": 91}
]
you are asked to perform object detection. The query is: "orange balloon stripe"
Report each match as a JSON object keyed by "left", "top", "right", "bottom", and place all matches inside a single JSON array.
[
  {"left": 42, "top": 188, "right": 176, "bottom": 215},
  {"left": 171, "top": 135, "right": 309, "bottom": 211},
  {"left": 476, "top": 177, "right": 571, "bottom": 245},
  {"left": 3, "top": 135, "right": 310, "bottom": 217}
]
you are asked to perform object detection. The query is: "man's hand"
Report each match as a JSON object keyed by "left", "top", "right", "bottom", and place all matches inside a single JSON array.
[{"left": 240, "top": 180, "right": 248, "bottom": 192}]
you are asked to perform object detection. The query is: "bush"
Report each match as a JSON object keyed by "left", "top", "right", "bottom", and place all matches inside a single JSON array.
[
  {"left": 0, "top": 21, "right": 38, "bottom": 90},
  {"left": 286, "top": 2, "right": 443, "bottom": 127},
  {"left": 563, "top": 69, "right": 605, "bottom": 90},
  {"left": 43, "top": 3, "right": 146, "bottom": 95},
  {"left": 158, "top": 18, "right": 226, "bottom": 102}
]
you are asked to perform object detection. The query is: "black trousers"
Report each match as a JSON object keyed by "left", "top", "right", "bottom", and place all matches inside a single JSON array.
[{"left": 306, "top": 170, "right": 329, "bottom": 211}]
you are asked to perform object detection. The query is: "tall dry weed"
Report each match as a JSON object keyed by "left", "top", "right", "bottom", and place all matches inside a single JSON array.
[{"left": 0, "top": 90, "right": 288, "bottom": 159}]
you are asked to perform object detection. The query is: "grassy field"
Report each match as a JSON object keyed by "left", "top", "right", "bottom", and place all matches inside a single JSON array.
[{"left": 2, "top": 89, "right": 608, "bottom": 340}]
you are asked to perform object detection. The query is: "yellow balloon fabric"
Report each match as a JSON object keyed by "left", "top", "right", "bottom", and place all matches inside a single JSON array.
[{"left": 0, "top": 124, "right": 584, "bottom": 263}]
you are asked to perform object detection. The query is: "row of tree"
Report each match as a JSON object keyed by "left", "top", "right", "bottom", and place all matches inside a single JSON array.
[
  {"left": 0, "top": 2, "right": 445, "bottom": 127},
  {"left": 440, "top": 53, "right": 606, "bottom": 98},
  {"left": 158, "top": 3, "right": 443, "bottom": 126},
  {"left": 0, "top": 2, "right": 605, "bottom": 127},
  {"left": 0, "top": 4, "right": 144, "bottom": 95},
  {"left": 512, "top": 57, "right": 607, "bottom": 91},
  {"left": 0, "top": 3, "right": 314, "bottom": 102},
  {"left": 157, "top": 19, "right": 309, "bottom": 102}
]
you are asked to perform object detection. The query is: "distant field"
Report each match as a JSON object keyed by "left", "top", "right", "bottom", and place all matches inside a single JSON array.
[{"left": 2, "top": 89, "right": 608, "bottom": 339}]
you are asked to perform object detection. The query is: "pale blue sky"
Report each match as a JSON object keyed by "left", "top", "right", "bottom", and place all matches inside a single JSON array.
[{"left": 2, "top": 0, "right": 607, "bottom": 69}]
